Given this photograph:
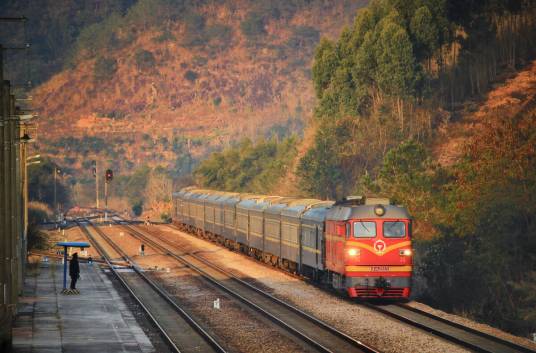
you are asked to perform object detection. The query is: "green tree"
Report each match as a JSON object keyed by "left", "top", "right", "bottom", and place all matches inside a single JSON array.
[
  {"left": 135, "top": 49, "right": 156, "bottom": 70},
  {"left": 375, "top": 21, "right": 416, "bottom": 98},
  {"left": 28, "top": 159, "right": 71, "bottom": 210},
  {"left": 297, "top": 124, "right": 342, "bottom": 199},
  {"left": 240, "top": 12, "right": 266, "bottom": 39},
  {"left": 195, "top": 137, "right": 296, "bottom": 193},
  {"left": 93, "top": 56, "right": 118, "bottom": 81},
  {"left": 410, "top": 6, "right": 440, "bottom": 61},
  {"left": 312, "top": 38, "right": 338, "bottom": 98}
]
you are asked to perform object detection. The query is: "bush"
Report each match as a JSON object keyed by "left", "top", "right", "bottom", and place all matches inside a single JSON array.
[
  {"left": 27, "top": 203, "right": 53, "bottom": 250},
  {"left": 213, "top": 96, "right": 222, "bottom": 106},
  {"left": 182, "top": 12, "right": 206, "bottom": 47},
  {"left": 194, "top": 137, "right": 297, "bottom": 193},
  {"left": 154, "top": 30, "right": 175, "bottom": 43},
  {"left": 135, "top": 49, "right": 156, "bottom": 70},
  {"left": 192, "top": 55, "right": 208, "bottom": 67},
  {"left": 184, "top": 70, "right": 198, "bottom": 82},
  {"left": 205, "top": 24, "right": 233, "bottom": 49},
  {"left": 287, "top": 26, "right": 320, "bottom": 49},
  {"left": 93, "top": 56, "right": 118, "bottom": 81},
  {"left": 241, "top": 12, "right": 266, "bottom": 39},
  {"left": 132, "top": 201, "right": 143, "bottom": 216},
  {"left": 63, "top": 157, "right": 76, "bottom": 165}
]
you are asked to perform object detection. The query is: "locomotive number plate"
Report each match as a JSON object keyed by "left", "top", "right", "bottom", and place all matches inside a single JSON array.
[{"left": 370, "top": 266, "right": 390, "bottom": 272}]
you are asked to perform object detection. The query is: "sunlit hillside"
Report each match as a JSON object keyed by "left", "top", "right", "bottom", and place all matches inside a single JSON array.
[{"left": 26, "top": 1, "right": 367, "bottom": 179}]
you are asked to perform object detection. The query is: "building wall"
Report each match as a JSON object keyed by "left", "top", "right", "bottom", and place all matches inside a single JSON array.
[{"left": 0, "top": 52, "right": 25, "bottom": 348}]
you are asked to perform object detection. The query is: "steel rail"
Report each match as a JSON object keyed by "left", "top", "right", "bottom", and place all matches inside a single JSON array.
[
  {"left": 125, "top": 217, "right": 536, "bottom": 353},
  {"left": 75, "top": 220, "right": 182, "bottom": 353},
  {"left": 119, "top": 221, "right": 379, "bottom": 353},
  {"left": 364, "top": 303, "right": 536, "bottom": 353},
  {"left": 156, "top": 219, "right": 536, "bottom": 353},
  {"left": 76, "top": 219, "right": 227, "bottom": 353}
]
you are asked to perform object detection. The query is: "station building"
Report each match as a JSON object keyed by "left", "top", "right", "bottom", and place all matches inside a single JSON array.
[{"left": 0, "top": 46, "right": 28, "bottom": 349}]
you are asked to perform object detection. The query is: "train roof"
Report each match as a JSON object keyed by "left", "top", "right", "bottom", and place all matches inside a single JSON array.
[
  {"left": 237, "top": 197, "right": 270, "bottom": 210},
  {"left": 175, "top": 187, "right": 408, "bottom": 220},
  {"left": 326, "top": 204, "right": 410, "bottom": 221},
  {"left": 281, "top": 199, "right": 330, "bottom": 217},
  {"left": 301, "top": 202, "right": 334, "bottom": 222}
]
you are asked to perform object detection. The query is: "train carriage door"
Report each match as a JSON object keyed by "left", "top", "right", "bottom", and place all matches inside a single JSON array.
[
  {"left": 315, "top": 224, "right": 320, "bottom": 268},
  {"left": 326, "top": 222, "right": 334, "bottom": 269},
  {"left": 297, "top": 220, "right": 302, "bottom": 273}
]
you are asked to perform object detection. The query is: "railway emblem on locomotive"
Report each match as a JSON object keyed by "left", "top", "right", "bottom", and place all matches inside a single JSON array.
[{"left": 374, "top": 240, "right": 387, "bottom": 254}]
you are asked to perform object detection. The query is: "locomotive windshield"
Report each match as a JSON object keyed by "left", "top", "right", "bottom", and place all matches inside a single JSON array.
[
  {"left": 383, "top": 221, "right": 406, "bottom": 238},
  {"left": 353, "top": 221, "right": 376, "bottom": 238}
]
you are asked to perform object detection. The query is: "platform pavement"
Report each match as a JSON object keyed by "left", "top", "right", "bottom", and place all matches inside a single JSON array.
[{"left": 11, "top": 260, "right": 155, "bottom": 353}]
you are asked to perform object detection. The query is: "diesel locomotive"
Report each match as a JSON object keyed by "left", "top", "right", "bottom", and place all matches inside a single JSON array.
[{"left": 172, "top": 187, "right": 413, "bottom": 299}]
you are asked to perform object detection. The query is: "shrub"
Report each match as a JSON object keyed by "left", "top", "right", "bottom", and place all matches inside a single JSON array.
[
  {"left": 287, "top": 26, "right": 319, "bottom": 49},
  {"left": 63, "top": 157, "right": 76, "bottom": 165},
  {"left": 184, "top": 70, "right": 198, "bottom": 82},
  {"left": 213, "top": 96, "right": 222, "bottom": 106},
  {"left": 93, "top": 56, "right": 118, "bottom": 81},
  {"left": 182, "top": 12, "right": 206, "bottom": 47},
  {"left": 132, "top": 201, "right": 143, "bottom": 216},
  {"left": 241, "top": 12, "right": 266, "bottom": 39},
  {"left": 135, "top": 49, "right": 156, "bottom": 70},
  {"left": 192, "top": 55, "right": 208, "bottom": 66},
  {"left": 160, "top": 213, "right": 171, "bottom": 222},
  {"left": 154, "top": 30, "right": 175, "bottom": 43},
  {"left": 205, "top": 24, "right": 233, "bottom": 49}
]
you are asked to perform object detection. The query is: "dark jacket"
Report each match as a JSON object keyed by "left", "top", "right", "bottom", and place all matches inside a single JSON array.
[{"left": 69, "top": 255, "right": 80, "bottom": 278}]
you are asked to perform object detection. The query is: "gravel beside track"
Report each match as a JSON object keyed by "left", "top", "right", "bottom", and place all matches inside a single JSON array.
[
  {"left": 365, "top": 303, "right": 536, "bottom": 353},
  {"left": 78, "top": 221, "right": 227, "bottom": 353},
  {"left": 119, "top": 223, "right": 378, "bottom": 353},
  {"left": 147, "top": 224, "right": 474, "bottom": 353},
  {"left": 408, "top": 302, "right": 536, "bottom": 351},
  {"left": 98, "top": 224, "right": 321, "bottom": 353}
]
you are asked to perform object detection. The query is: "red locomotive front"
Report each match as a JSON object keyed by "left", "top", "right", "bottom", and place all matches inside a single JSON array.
[{"left": 325, "top": 197, "right": 412, "bottom": 299}]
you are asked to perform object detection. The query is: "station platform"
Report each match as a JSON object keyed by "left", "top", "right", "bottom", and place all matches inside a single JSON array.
[{"left": 11, "top": 260, "right": 155, "bottom": 353}]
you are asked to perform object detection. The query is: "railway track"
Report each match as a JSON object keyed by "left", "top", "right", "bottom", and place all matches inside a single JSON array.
[
  {"left": 136, "top": 220, "right": 536, "bottom": 353},
  {"left": 75, "top": 219, "right": 227, "bottom": 353},
  {"left": 364, "top": 303, "right": 536, "bottom": 353},
  {"left": 116, "top": 221, "right": 379, "bottom": 353}
]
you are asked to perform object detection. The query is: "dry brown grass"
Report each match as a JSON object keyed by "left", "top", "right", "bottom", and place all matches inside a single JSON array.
[{"left": 433, "top": 60, "right": 536, "bottom": 167}]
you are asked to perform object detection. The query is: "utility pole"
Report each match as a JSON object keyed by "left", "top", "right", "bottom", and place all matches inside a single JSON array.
[
  {"left": 94, "top": 160, "right": 99, "bottom": 209},
  {"left": 104, "top": 169, "right": 113, "bottom": 222},
  {"left": 53, "top": 167, "right": 62, "bottom": 220},
  {"left": 53, "top": 167, "right": 56, "bottom": 218},
  {"left": 104, "top": 177, "right": 107, "bottom": 222}
]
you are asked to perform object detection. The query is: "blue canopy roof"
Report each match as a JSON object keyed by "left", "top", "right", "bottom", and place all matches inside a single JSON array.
[{"left": 56, "top": 242, "right": 91, "bottom": 248}]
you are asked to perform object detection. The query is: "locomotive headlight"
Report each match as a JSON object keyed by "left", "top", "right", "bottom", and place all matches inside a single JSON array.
[
  {"left": 374, "top": 205, "right": 385, "bottom": 216},
  {"left": 348, "top": 248, "right": 360, "bottom": 256},
  {"left": 399, "top": 249, "right": 412, "bottom": 256}
]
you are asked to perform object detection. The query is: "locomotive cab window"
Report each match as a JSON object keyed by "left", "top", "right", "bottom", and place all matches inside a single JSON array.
[
  {"left": 383, "top": 221, "right": 406, "bottom": 238},
  {"left": 353, "top": 221, "right": 376, "bottom": 238}
]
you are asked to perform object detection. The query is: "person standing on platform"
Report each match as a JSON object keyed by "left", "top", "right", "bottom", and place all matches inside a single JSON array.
[{"left": 69, "top": 253, "right": 80, "bottom": 290}]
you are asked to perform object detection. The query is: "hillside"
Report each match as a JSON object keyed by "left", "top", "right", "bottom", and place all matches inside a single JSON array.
[
  {"left": 27, "top": 0, "right": 367, "bottom": 181},
  {"left": 434, "top": 61, "right": 536, "bottom": 166}
]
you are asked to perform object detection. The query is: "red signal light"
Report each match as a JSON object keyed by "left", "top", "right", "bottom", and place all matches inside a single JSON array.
[{"left": 105, "top": 169, "right": 113, "bottom": 182}]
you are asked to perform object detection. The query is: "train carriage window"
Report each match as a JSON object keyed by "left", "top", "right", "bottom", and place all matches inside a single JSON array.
[
  {"left": 383, "top": 221, "right": 406, "bottom": 238},
  {"left": 353, "top": 221, "right": 376, "bottom": 238}
]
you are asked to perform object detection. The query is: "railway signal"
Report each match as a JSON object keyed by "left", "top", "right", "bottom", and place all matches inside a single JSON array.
[
  {"left": 93, "top": 161, "right": 99, "bottom": 209},
  {"left": 104, "top": 169, "right": 113, "bottom": 222},
  {"left": 105, "top": 169, "right": 113, "bottom": 182}
]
